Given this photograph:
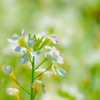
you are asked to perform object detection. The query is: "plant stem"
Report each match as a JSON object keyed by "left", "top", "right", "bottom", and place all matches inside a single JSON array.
[
  {"left": 18, "top": 84, "right": 31, "bottom": 95},
  {"left": 33, "top": 63, "right": 53, "bottom": 80},
  {"left": 31, "top": 57, "right": 35, "bottom": 100},
  {"left": 35, "top": 58, "right": 47, "bottom": 70},
  {"left": 38, "top": 46, "right": 42, "bottom": 51},
  {"left": 33, "top": 70, "right": 46, "bottom": 80},
  {"left": 33, "top": 94, "right": 36, "bottom": 99}
]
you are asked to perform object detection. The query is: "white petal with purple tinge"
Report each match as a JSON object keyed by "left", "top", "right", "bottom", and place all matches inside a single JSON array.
[
  {"left": 50, "top": 37, "right": 58, "bottom": 44},
  {"left": 56, "top": 67, "right": 66, "bottom": 76},
  {"left": 1, "top": 77, "right": 5, "bottom": 83},
  {"left": 52, "top": 64, "right": 57, "bottom": 75},
  {"left": 20, "top": 53, "right": 29, "bottom": 64},
  {"left": 15, "top": 46, "right": 21, "bottom": 52},
  {"left": 36, "top": 34, "right": 43, "bottom": 39},
  {"left": 41, "top": 31, "right": 49, "bottom": 38},
  {"left": 22, "top": 29, "right": 25, "bottom": 35},
  {"left": 5, "top": 66, "right": 13, "bottom": 74},
  {"left": 31, "top": 51, "right": 40, "bottom": 56},
  {"left": 28, "top": 38, "right": 35, "bottom": 48},
  {"left": 45, "top": 71, "right": 53, "bottom": 77},
  {"left": 31, "top": 83, "right": 36, "bottom": 88},
  {"left": 57, "top": 55, "right": 64, "bottom": 64},
  {"left": 42, "top": 84, "right": 47, "bottom": 94},
  {"left": 45, "top": 45, "right": 52, "bottom": 49},
  {"left": 7, "top": 38, "right": 18, "bottom": 43},
  {"left": 52, "top": 53, "right": 58, "bottom": 62},
  {"left": 12, "top": 33, "right": 20, "bottom": 41},
  {"left": 45, "top": 51, "right": 53, "bottom": 61}
]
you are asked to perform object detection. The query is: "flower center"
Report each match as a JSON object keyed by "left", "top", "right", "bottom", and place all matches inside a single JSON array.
[
  {"left": 26, "top": 48, "right": 31, "bottom": 53},
  {"left": 49, "top": 35, "right": 51, "bottom": 38},
  {"left": 53, "top": 62, "right": 57, "bottom": 66},
  {"left": 19, "top": 38, "right": 27, "bottom": 48}
]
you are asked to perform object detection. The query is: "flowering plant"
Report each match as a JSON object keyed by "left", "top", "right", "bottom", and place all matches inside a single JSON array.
[{"left": 2, "top": 29, "right": 66, "bottom": 100}]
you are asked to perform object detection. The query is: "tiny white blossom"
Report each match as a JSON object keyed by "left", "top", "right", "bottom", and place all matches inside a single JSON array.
[
  {"left": 45, "top": 46, "right": 66, "bottom": 76},
  {"left": 6, "top": 87, "right": 19, "bottom": 95},
  {"left": 35, "top": 66, "right": 53, "bottom": 77}
]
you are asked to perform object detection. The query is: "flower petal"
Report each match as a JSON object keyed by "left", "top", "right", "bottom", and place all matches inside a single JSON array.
[
  {"left": 57, "top": 55, "right": 64, "bottom": 64},
  {"left": 36, "top": 33, "right": 43, "bottom": 39},
  {"left": 20, "top": 53, "right": 29, "bottom": 64},
  {"left": 6, "top": 88, "right": 14, "bottom": 95},
  {"left": 52, "top": 53, "right": 58, "bottom": 62},
  {"left": 1, "top": 77, "right": 5, "bottom": 82},
  {"left": 5, "top": 66, "right": 13, "bottom": 74},
  {"left": 12, "top": 33, "right": 20, "bottom": 41},
  {"left": 22, "top": 29, "right": 25, "bottom": 36},
  {"left": 7, "top": 38, "right": 18, "bottom": 43},
  {"left": 31, "top": 83, "right": 36, "bottom": 88},
  {"left": 20, "top": 47, "right": 27, "bottom": 51},
  {"left": 15, "top": 46, "right": 21, "bottom": 52},
  {"left": 6, "top": 88, "right": 19, "bottom": 95},
  {"left": 40, "top": 81, "right": 47, "bottom": 94},
  {"left": 52, "top": 47, "right": 60, "bottom": 55},
  {"left": 45, "top": 71, "right": 53, "bottom": 77},
  {"left": 51, "top": 34, "right": 56, "bottom": 38},
  {"left": 41, "top": 31, "right": 49, "bottom": 38},
  {"left": 52, "top": 64, "right": 57, "bottom": 74},
  {"left": 35, "top": 66, "right": 45, "bottom": 72},
  {"left": 50, "top": 37, "right": 58, "bottom": 44},
  {"left": 28, "top": 38, "right": 35, "bottom": 48},
  {"left": 45, "top": 45, "right": 52, "bottom": 49},
  {"left": 50, "top": 34, "right": 58, "bottom": 44},
  {"left": 45, "top": 51, "right": 53, "bottom": 61},
  {"left": 56, "top": 67, "right": 66, "bottom": 76},
  {"left": 31, "top": 51, "right": 40, "bottom": 56}
]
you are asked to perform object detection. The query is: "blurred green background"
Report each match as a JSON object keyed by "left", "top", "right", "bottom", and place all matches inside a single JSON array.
[{"left": 0, "top": 0, "right": 100, "bottom": 100}]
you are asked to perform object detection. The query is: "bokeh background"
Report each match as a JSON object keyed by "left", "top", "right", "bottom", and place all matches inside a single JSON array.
[{"left": 0, "top": 0, "right": 100, "bottom": 100}]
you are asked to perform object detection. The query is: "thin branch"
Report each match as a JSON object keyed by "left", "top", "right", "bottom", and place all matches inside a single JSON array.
[
  {"left": 33, "top": 70, "right": 46, "bottom": 80},
  {"left": 34, "top": 58, "right": 47, "bottom": 70},
  {"left": 18, "top": 84, "right": 31, "bottom": 95}
]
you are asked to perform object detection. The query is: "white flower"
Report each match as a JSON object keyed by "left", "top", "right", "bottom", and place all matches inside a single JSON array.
[
  {"left": 31, "top": 80, "right": 46, "bottom": 94},
  {"left": 6, "top": 87, "right": 19, "bottom": 95},
  {"left": 41, "top": 31, "right": 58, "bottom": 44},
  {"left": 7, "top": 29, "right": 26, "bottom": 44},
  {"left": 45, "top": 46, "right": 66, "bottom": 76},
  {"left": 5, "top": 66, "right": 19, "bottom": 84},
  {"left": 45, "top": 46, "right": 64, "bottom": 64},
  {"left": 61, "top": 83, "right": 85, "bottom": 100},
  {"left": 7, "top": 29, "right": 41, "bottom": 64},
  {"left": 35, "top": 66, "right": 53, "bottom": 77}
]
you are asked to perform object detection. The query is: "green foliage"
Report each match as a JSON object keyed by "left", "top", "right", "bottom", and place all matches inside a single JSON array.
[{"left": 33, "top": 34, "right": 43, "bottom": 51}]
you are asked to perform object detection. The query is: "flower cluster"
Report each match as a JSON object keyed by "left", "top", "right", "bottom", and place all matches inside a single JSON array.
[
  {"left": 4, "top": 29, "right": 66, "bottom": 100},
  {"left": 7, "top": 29, "right": 40, "bottom": 64}
]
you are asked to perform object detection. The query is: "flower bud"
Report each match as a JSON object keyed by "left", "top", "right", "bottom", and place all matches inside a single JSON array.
[
  {"left": 9, "top": 73, "right": 19, "bottom": 84},
  {"left": 5, "top": 66, "right": 13, "bottom": 74}
]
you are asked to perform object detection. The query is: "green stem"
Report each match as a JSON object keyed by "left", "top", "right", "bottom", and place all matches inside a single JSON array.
[
  {"left": 38, "top": 46, "right": 42, "bottom": 51},
  {"left": 33, "top": 70, "right": 46, "bottom": 80},
  {"left": 33, "top": 63, "right": 53, "bottom": 80},
  {"left": 33, "top": 94, "right": 36, "bottom": 99},
  {"left": 35, "top": 58, "right": 47, "bottom": 70},
  {"left": 18, "top": 84, "right": 31, "bottom": 95},
  {"left": 31, "top": 57, "right": 35, "bottom": 100}
]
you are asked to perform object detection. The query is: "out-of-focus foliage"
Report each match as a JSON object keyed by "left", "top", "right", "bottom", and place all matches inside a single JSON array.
[{"left": 0, "top": 0, "right": 100, "bottom": 100}]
